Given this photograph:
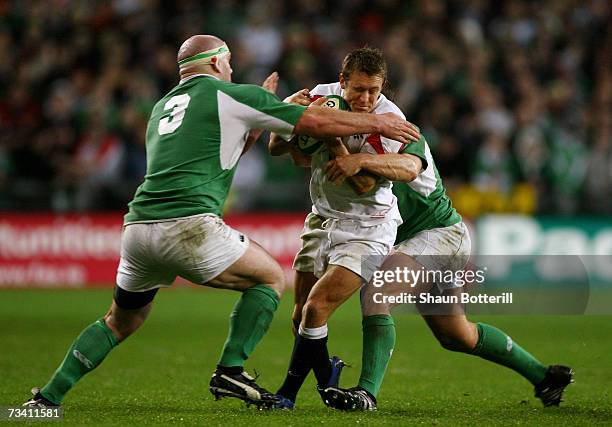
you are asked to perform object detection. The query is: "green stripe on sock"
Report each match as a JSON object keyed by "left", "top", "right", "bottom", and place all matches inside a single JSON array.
[
  {"left": 218, "top": 285, "right": 280, "bottom": 367},
  {"left": 471, "top": 322, "right": 547, "bottom": 385},
  {"left": 358, "top": 315, "right": 396, "bottom": 397}
]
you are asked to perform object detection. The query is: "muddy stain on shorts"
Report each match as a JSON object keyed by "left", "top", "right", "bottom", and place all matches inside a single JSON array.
[{"left": 176, "top": 218, "right": 208, "bottom": 256}]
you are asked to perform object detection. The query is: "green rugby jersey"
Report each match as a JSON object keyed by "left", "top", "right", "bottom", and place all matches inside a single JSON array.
[
  {"left": 125, "top": 74, "right": 306, "bottom": 223},
  {"left": 393, "top": 135, "right": 462, "bottom": 243}
]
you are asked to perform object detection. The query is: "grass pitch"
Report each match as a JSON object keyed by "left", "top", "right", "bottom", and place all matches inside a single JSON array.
[{"left": 1, "top": 288, "right": 611, "bottom": 426}]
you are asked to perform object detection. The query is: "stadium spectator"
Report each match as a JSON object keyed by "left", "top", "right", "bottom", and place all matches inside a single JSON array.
[{"left": 1, "top": 0, "right": 610, "bottom": 214}]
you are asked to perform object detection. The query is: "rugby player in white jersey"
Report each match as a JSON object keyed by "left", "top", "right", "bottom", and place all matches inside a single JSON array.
[
  {"left": 269, "top": 48, "right": 419, "bottom": 408},
  {"left": 272, "top": 47, "right": 573, "bottom": 411}
]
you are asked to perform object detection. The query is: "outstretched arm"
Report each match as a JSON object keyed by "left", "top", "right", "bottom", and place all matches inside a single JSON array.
[{"left": 296, "top": 105, "right": 420, "bottom": 145}]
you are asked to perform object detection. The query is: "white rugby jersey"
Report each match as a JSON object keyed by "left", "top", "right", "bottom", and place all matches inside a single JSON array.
[{"left": 308, "top": 82, "right": 404, "bottom": 224}]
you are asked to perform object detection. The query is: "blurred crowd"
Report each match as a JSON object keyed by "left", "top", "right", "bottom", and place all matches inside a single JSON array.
[{"left": 0, "top": 0, "right": 610, "bottom": 215}]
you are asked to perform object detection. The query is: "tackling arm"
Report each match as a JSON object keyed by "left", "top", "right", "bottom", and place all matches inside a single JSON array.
[
  {"left": 325, "top": 138, "right": 379, "bottom": 195},
  {"left": 296, "top": 106, "right": 420, "bottom": 145},
  {"left": 359, "top": 153, "right": 422, "bottom": 182},
  {"left": 325, "top": 152, "right": 423, "bottom": 186}
]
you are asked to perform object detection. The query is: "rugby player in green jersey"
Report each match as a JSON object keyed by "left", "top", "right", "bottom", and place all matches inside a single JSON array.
[
  {"left": 23, "top": 35, "right": 420, "bottom": 409},
  {"left": 317, "top": 137, "right": 574, "bottom": 410}
]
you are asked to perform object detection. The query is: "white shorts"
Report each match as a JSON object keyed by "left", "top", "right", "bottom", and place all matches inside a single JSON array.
[
  {"left": 394, "top": 221, "right": 471, "bottom": 290},
  {"left": 116, "top": 214, "right": 249, "bottom": 292},
  {"left": 293, "top": 212, "right": 397, "bottom": 282}
]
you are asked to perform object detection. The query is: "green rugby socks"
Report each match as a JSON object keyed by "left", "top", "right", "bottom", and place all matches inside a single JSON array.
[
  {"left": 471, "top": 322, "right": 547, "bottom": 385},
  {"left": 358, "top": 315, "right": 396, "bottom": 397},
  {"left": 40, "top": 319, "right": 118, "bottom": 404},
  {"left": 218, "top": 284, "right": 280, "bottom": 368}
]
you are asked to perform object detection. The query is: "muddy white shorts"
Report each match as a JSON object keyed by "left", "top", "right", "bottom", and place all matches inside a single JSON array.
[
  {"left": 393, "top": 221, "right": 471, "bottom": 290},
  {"left": 292, "top": 212, "right": 326, "bottom": 273},
  {"left": 116, "top": 214, "right": 249, "bottom": 292},
  {"left": 293, "top": 212, "right": 397, "bottom": 282}
]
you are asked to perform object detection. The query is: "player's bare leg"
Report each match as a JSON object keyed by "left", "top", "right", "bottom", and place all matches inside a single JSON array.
[
  {"left": 421, "top": 313, "right": 478, "bottom": 352},
  {"left": 301, "top": 265, "right": 363, "bottom": 328},
  {"left": 207, "top": 240, "right": 285, "bottom": 295},
  {"left": 206, "top": 240, "right": 286, "bottom": 407},
  {"left": 24, "top": 289, "right": 156, "bottom": 407},
  {"left": 292, "top": 270, "right": 318, "bottom": 335},
  {"left": 362, "top": 251, "right": 434, "bottom": 317},
  {"left": 104, "top": 300, "right": 154, "bottom": 342}
]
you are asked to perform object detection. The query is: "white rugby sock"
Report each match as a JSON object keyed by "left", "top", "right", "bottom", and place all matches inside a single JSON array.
[{"left": 298, "top": 324, "right": 328, "bottom": 340}]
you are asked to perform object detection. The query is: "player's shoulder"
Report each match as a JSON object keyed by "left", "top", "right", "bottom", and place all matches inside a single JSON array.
[
  {"left": 217, "top": 81, "right": 279, "bottom": 104},
  {"left": 372, "top": 94, "right": 406, "bottom": 119},
  {"left": 171, "top": 75, "right": 228, "bottom": 98},
  {"left": 311, "top": 82, "right": 342, "bottom": 97},
  {"left": 218, "top": 80, "right": 262, "bottom": 93}
]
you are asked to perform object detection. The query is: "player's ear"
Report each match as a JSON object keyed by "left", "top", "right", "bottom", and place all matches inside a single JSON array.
[
  {"left": 339, "top": 73, "right": 346, "bottom": 89},
  {"left": 211, "top": 56, "right": 220, "bottom": 73}
]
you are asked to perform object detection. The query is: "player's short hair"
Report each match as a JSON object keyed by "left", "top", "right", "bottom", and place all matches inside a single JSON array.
[{"left": 341, "top": 47, "right": 387, "bottom": 81}]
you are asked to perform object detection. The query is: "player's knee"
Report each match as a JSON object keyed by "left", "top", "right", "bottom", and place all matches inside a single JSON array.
[
  {"left": 361, "top": 303, "right": 391, "bottom": 317},
  {"left": 263, "top": 264, "right": 286, "bottom": 298},
  {"left": 292, "top": 304, "right": 303, "bottom": 335},
  {"left": 302, "top": 297, "right": 331, "bottom": 323},
  {"left": 260, "top": 261, "right": 285, "bottom": 298},
  {"left": 436, "top": 331, "right": 475, "bottom": 353},
  {"left": 361, "top": 290, "right": 391, "bottom": 317},
  {"left": 291, "top": 304, "right": 304, "bottom": 327}
]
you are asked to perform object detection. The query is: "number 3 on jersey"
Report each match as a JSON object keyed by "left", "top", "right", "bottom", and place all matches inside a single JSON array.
[{"left": 158, "top": 94, "right": 191, "bottom": 135}]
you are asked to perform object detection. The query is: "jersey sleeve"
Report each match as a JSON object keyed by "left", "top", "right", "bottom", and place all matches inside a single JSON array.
[
  {"left": 310, "top": 84, "right": 324, "bottom": 96},
  {"left": 400, "top": 134, "right": 429, "bottom": 170},
  {"left": 310, "top": 83, "right": 339, "bottom": 97},
  {"left": 220, "top": 84, "right": 307, "bottom": 140}
]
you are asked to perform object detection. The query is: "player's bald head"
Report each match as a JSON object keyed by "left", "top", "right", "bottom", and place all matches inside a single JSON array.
[{"left": 177, "top": 35, "right": 226, "bottom": 62}]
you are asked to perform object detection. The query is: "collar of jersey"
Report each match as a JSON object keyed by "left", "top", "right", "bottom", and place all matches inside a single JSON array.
[{"left": 179, "top": 73, "right": 220, "bottom": 85}]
